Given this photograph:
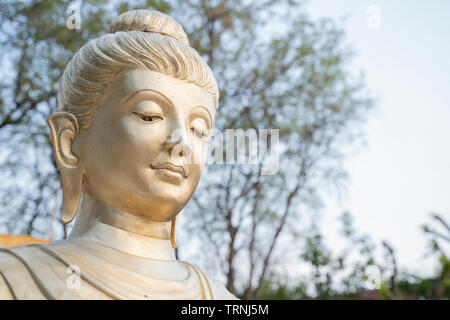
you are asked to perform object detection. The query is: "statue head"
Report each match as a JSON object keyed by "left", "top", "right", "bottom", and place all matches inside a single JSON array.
[{"left": 47, "top": 10, "right": 218, "bottom": 226}]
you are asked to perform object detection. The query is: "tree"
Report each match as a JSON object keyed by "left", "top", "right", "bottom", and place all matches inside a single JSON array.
[
  {"left": 0, "top": 0, "right": 374, "bottom": 299},
  {"left": 176, "top": 1, "right": 373, "bottom": 299},
  {"left": 256, "top": 212, "right": 450, "bottom": 300},
  {"left": 421, "top": 213, "right": 450, "bottom": 299}
]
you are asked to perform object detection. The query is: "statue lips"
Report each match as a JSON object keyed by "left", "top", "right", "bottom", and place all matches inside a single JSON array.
[{"left": 150, "top": 162, "right": 187, "bottom": 179}]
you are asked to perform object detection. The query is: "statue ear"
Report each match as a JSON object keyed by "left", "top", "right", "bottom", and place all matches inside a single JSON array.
[{"left": 47, "top": 112, "right": 83, "bottom": 224}]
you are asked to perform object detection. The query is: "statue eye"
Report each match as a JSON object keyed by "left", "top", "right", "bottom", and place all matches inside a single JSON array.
[
  {"left": 191, "top": 127, "right": 207, "bottom": 139},
  {"left": 190, "top": 118, "right": 208, "bottom": 139},
  {"left": 133, "top": 112, "right": 163, "bottom": 123}
]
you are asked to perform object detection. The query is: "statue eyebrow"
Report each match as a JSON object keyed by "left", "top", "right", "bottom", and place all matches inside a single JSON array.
[
  {"left": 191, "top": 106, "right": 213, "bottom": 128},
  {"left": 121, "top": 89, "right": 173, "bottom": 109}
]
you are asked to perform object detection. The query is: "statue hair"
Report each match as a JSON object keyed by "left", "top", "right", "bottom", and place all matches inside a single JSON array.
[{"left": 57, "top": 10, "right": 218, "bottom": 129}]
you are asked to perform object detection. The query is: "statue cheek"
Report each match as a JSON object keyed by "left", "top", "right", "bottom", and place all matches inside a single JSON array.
[
  {"left": 187, "top": 163, "right": 203, "bottom": 184},
  {"left": 120, "top": 116, "right": 167, "bottom": 149}
]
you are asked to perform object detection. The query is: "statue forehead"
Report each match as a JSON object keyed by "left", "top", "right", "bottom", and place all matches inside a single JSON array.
[{"left": 110, "top": 69, "right": 216, "bottom": 117}]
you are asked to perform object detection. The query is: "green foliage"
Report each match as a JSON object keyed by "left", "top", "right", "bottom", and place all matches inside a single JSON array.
[
  {"left": 257, "top": 212, "right": 450, "bottom": 300},
  {"left": 302, "top": 233, "right": 331, "bottom": 268},
  {"left": 256, "top": 279, "right": 308, "bottom": 300}
]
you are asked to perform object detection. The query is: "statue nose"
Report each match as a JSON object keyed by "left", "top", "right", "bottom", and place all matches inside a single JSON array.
[{"left": 163, "top": 133, "right": 189, "bottom": 158}]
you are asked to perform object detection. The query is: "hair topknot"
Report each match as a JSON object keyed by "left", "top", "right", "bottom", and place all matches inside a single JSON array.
[{"left": 109, "top": 10, "right": 189, "bottom": 46}]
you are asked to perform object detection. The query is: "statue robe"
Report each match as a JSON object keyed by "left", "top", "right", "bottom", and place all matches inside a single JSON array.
[{"left": 0, "top": 237, "right": 236, "bottom": 300}]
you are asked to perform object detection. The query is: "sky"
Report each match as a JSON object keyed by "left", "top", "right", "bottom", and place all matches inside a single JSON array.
[{"left": 306, "top": 0, "right": 450, "bottom": 276}]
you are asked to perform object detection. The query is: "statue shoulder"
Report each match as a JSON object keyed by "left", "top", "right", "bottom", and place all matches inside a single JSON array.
[
  {"left": 0, "top": 249, "right": 23, "bottom": 299},
  {"left": 180, "top": 261, "right": 238, "bottom": 300},
  {"left": 208, "top": 277, "right": 239, "bottom": 300},
  {"left": 0, "top": 257, "right": 14, "bottom": 299},
  {"left": 0, "top": 272, "right": 14, "bottom": 299},
  {"left": 0, "top": 245, "right": 57, "bottom": 300},
  {"left": 199, "top": 269, "right": 239, "bottom": 300}
]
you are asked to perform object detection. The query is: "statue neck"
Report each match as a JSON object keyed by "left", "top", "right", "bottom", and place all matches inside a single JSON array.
[{"left": 68, "top": 188, "right": 176, "bottom": 261}]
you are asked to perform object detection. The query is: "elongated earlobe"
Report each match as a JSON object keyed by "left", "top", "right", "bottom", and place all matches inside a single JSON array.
[
  {"left": 59, "top": 166, "right": 83, "bottom": 224},
  {"left": 47, "top": 112, "right": 83, "bottom": 224}
]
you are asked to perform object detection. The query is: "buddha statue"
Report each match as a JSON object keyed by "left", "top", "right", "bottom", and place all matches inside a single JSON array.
[{"left": 0, "top": 9, "right": 237, "bottom": 300}]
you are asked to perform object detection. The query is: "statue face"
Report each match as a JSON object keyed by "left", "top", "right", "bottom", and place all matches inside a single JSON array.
[{"left": 74, "top": 69, "right": 216, "bottom": 221}]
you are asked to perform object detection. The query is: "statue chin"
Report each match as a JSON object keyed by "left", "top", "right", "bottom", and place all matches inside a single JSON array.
[
  {"left": 82, "top": 181, "right": 190, "bottom": 223},
  {"left": 0, "top": 10, "right": 237, "bottom": 300}
]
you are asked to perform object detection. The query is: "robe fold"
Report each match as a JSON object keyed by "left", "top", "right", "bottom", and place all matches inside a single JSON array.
[{"left": 0, "top": 238, "right": 235, "bottom": 300}]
